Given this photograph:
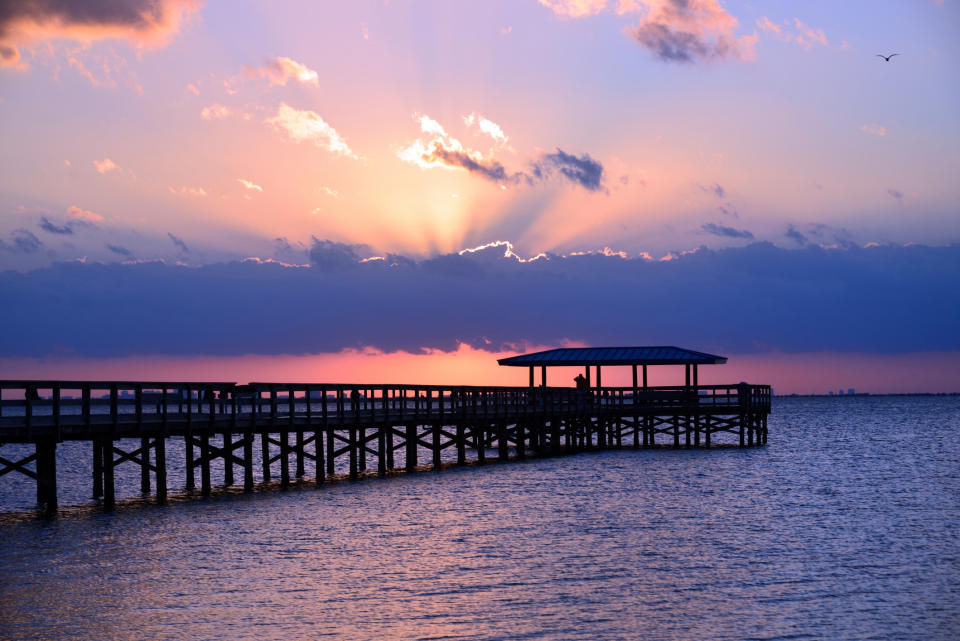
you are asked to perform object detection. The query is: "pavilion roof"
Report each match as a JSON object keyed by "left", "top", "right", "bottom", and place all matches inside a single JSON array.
[{"left": 497, "top": 346, "right": 727, "bottom": 367}]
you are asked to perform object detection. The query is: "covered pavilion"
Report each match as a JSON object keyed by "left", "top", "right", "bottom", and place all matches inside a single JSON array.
[{"left": 497, "top": 346, "right": 727, "bottom": 389}]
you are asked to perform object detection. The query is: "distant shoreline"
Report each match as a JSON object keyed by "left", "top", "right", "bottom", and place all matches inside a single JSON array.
[{"left": 775, "top": 392, "right": 959, "bottom": 398}]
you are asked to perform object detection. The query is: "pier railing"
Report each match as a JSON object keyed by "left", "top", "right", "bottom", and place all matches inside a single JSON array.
[{"left": 0, "top": 381, "right": 771, "bottom": 440}]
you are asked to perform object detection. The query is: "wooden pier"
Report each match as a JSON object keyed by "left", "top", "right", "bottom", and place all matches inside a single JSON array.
[{"left": 0, "top": 379, "right": 771, "bottom": 513}]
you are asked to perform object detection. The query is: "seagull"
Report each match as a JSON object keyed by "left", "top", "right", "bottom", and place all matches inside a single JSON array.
[{"left": 876, "top": 53, "right": 900, "bottom": 62}]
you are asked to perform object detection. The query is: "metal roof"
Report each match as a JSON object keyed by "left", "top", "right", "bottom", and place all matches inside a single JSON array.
[{"left": 497, "top": 346, "right": 727, "bottom": 367}]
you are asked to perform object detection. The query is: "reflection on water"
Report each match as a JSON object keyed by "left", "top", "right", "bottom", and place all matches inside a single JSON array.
[{"left": 1, "top": 397, "right": 958, "bottom": 640}]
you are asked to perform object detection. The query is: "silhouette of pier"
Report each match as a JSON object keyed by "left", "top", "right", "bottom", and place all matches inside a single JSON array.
[{"left": 0, "top": 347, "right": 771, "bottom": 513}]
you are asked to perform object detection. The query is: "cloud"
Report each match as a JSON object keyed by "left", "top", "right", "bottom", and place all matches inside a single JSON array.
[
  {"left": 860, "top": 124, "right": 887, "bottom": 136},
  {"left": 66, "top": 205, "right": 104, "bottom": 222},
  {"left": 532, "top": 149, "right": 605, "bottom": 192},
  {"left": 0, "top": 0, "right": 201, "bottom": 69},
  {"left": 266, "top": 102, "right": 356, "bottom": 158},
  {"left": 200, "top": 104, "right": 231, "bottom": 120},
  {"left": 701, "top": 182, "right": 725, "bottom": 198},
  {"left": 784, "top": 225, "right": 808, "bottom": 246},
  {"left": 185, "top": 82, "right": 199, "bottom": 95},
  {"left": 169, "top": 185, "right": 206, "bottom": 197},
  {"left": 38, "top": 216, "right": 73, "bottom": 234},
  {"left": 701, "top": 222, "right": 754, "bottom": 239},
  {"left": 93, "top": 157, "right": 121, "bottom": 174},
  {"left": 0, "top": 229, "right": 42, "bottom": 253},
  {"left": 464, "top": 112, "right": 509, "bottom": 146},
  {"left": 238, "top": 178, "right": 263, "bottom": 192},
  {"left": 716, "top": 205, "right": 738, "bottom": 218},
  {"left": 888, "top": 188, "right": 904, "bottom": 205},
  {"left": 106, "top": 243, "right": 132, "bottom": 257},
  {"left": 244, "top": 56, "right": 319, "bottom": 87},
  {"left": 628, "top": 0, "right": 757, "bottom": 63},
  {"left": 757, "top": 16, "right": 828, "bottom": 49},
  {"left": 309, "top": 238, "right": 368, "bottom": 272},
  {"left": 538, "top": 0, "right": 608, "bottom": 17},
  {"left": 2, "top": 242, "right": 958, "bottom": 357},
  {"left": 167, "top": 232, "right": 188, "bottom": 253},
  {"left": 399, "top": 114, "right": 604, "bottom": 191}
]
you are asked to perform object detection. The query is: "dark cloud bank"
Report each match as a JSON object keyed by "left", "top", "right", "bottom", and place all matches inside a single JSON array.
[{"left": 1, "top": 241, "right": 958, "bottom": 358}]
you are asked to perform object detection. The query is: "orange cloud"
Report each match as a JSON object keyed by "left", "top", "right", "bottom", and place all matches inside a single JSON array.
[
  {"left": 757, "top": 16, "right": 828, "bottom": 49},
  {"left": 93, "top": 157, "right": 120, "bottom": 174},
  {"left": 538, "top": 0, "right": 609, "bottom": 17},
  {"left": 244, "top": 56, "right": 319, "bottom": 87},
  {"left": 66, "top": 205, "right": 104, "bottom": 222},
  {"left": 0, "top": 0, "right": 201, "bottom": 69},
  {"left": 200, "top": 103, "right": 231, "bottom": 120}
]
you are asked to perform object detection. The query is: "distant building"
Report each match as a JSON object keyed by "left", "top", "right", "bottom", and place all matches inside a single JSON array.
[
  {"left": 848, "top": 388, "right": 855, "bottom": 395},
  {"left": 838, "top": 389, "right": 844, "bottom": 395},
  {"left": 829, "top": 391, "right": 834, "bottom": 396}
]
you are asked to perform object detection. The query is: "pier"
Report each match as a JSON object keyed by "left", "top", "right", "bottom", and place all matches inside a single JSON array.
[{"left": 0, "top": 347, "right": 771, "bottom": 513}]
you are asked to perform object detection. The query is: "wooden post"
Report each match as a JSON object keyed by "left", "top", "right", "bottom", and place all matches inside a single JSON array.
[
  {"left": 529, "top": 366, "right": 534, "bottom": 387},
  {"left": 498, "top": 422, "right": 509, "bottom": 460},
  {"left": 201, "top": 432, "right": 211, "bottom": 495},
  {"left": 585, "top": 366, "right": 590, "bottom": 387},
  {"left": 685, "top": 415, "right": 692, "bottom": 448},
  {"left": 632, "top": 365, "right": 638, "bottom": 389},
  {"left": 223, "top": 433, "right": 234, "bottom": 486},
  {"left": 693, "top": 364, "right": 699, "bottom": 387},
  {"left": 475, "top": 424, "right": 485, "bottom": 463},
  {"left": 377, "top": 426, "right": 387, "bottom": 476},
  {"left": 358, "top": 427, "right": 366, "bottom": 472},
  {"left": 36, "top": 438, "right": 57, "bottom": 512},
  {"left": 281, "top": 430, "right": 291, "bottom": 487},
  {"left": 432, "top": 423, "right": 442, "bottom": 470},
  {"left": 103, "top": 439, "right": 115, "bottom": 511},
  {"left": 673, "top": 416, "right": 680, "bottom": 449},
  {"left": 643, "top": 365, "right": 648, "bottom": 388},
  {"left": 386, "top": 426, "right": 394, "bottom": 470},
  {"left": 541, "top": 366, "right": 547, "bottom": 387},
  {"left": 139, "top": 436, "right": 151, "bottom": 493},
  {"left": 685, "top": 364, "right": 690, "bottom": 387},
  {"left": 261, "top": 432, "right": 271, "bottom": 482},
  {"left": 596, "top": 366, "right": 602, "bottom": 389},
  {"left": 241, "top": 431, "right": 254, "bottom": 491},
  {"left": 296, "top": 430, "right": 305, "bottom": 478},
  {"left": 326, "top": 426, "right": 335, "bottom": 476},
  {"left": 456, "top": 423, "right": 466, "bottom": 463},
  {"left": 405, "top": 423, "right": 417, "bottom": 471},
  {"left": 155, "top": 436, "right": 167, "bottom": 504},
  {"left": 92, "top": 439, "right": 103, "bottom": 499}
]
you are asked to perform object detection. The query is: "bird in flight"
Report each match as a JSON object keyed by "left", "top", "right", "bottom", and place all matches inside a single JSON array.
[{"left": 876, "top": 53, "right": 900, "bottom": 62}]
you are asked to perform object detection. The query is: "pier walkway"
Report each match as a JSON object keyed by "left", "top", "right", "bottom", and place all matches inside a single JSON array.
[{"left": 1, "top": 379, "right": 770, "bottom": 513}]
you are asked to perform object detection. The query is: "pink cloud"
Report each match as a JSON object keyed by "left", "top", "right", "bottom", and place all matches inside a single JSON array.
[
  {"left": 200, "top": 104, "right": 231, "bottom": 120},
  {"left": 266, "top": 103, "right": 356, "bottom": 158},
  {"left": 93, "top": 157, "right": 121, "bottom": 174},
  {"left": 860, "top": 124, "right": 887, "bottom": 136},
  {"left": 66, "top": 205, "right": 104, "bottom": 222},
  {"left": 244, "top": 56, "right": 319, "bottom": 87},
  {"left": 0, "top": 0, "right": 201, "bottom": 69},
  {"left": 757, "top": 16, "right": 828, "bottom": 49}
]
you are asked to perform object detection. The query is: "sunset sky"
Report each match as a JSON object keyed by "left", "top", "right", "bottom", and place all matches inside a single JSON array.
[{"left": 1, "top": 0, "right": 958, "bottom": 393}]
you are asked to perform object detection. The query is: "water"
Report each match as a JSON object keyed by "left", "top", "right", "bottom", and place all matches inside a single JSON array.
[{"left": 1, "top": 396, "right": 958, "bottom": 640}]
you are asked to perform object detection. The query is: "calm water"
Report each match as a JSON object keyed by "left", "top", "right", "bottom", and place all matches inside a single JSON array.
[{"left": 1, "top": 396, "right": 958, "bottom": 640}]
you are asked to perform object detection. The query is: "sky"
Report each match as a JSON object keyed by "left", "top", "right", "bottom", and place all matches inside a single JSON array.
[{"left": 1, "top": 0, "right": 958, "bottom": 393}]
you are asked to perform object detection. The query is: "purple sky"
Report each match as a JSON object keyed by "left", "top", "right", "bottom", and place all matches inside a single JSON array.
[{"left": 1, "top": 1, "right": 958, "bottom": 392}]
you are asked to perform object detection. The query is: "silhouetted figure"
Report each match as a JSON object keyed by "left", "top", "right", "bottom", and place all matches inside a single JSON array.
[
  {"left": 574, "top": 373, "right": 588, "bottom": 390},
  {"left": 876, "top": 53, "right": 899, "bottom": 62}
]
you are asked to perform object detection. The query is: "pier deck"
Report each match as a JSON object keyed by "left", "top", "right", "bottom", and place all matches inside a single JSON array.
[{"left": 0, "top": 380, "right": 771, "bottom": 513}]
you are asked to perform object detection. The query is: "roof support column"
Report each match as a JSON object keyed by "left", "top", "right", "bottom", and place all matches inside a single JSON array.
[
  {"left": 685, "top": 364, "right": 690, "bottom": 388},
  {"left": 693, "top": 364, "right": 699, "bottom": 388},
  {"left": 541, "top": 366, "right": 547, "bottom": 387},
  {"left": 643, "top": 365, "right": 648, "bottom": 389},
  {"left": 585, "top": 366, "right": 590, "bottom": 387},
  {"left": 632, "top": 365, "right": 638, "bottom": 389},
  {"left": 529, "top": 366, "right": 534, "bottom": 388},
  {"left": 596, "top": 366, "right": 602, "bottom": 390}
]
